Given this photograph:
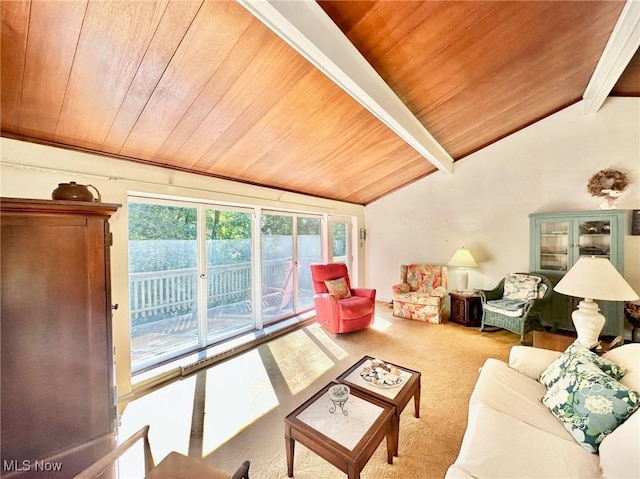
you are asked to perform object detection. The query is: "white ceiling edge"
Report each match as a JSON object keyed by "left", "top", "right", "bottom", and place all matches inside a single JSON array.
[
  {"left": 238, "top": 0, "right": 454, "bottom": 175},
  {"left": 583, "top": 0, "right": 640, "bottom": 115}
]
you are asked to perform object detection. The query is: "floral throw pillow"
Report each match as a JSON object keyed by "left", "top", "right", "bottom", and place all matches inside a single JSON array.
[
  {"left": 542, "top": 357, "right": 640, "bottom": 453},
  {"left": 539, "top": 341, "right": 627, "bottom": 389},
  {"left": 324, "top": 277, "right": 352, "bottom": 299},
  {"left": 503, "top": 273, "right": 541, "bottom": 301}
]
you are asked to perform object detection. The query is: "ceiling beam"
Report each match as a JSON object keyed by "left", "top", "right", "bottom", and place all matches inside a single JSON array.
[
  {"left": 237, "top": 0, "right": 454, "bottom": 174},
  {"left": 583, "top": 0, "right": 640, "bottom": 114}
]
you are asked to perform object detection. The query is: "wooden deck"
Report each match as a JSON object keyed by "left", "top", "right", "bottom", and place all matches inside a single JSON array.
[{"left": 130, "top": 292, "right": 312, "bottom": 369}]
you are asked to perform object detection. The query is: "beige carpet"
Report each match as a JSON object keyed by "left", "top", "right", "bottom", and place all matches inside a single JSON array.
[{"left": 119, "top": 302, "right": 518, "bottom": 479}]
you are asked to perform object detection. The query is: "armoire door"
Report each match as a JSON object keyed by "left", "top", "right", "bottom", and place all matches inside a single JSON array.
[{"left": 1, "top": 198, "right": 120, "bottom": 478}]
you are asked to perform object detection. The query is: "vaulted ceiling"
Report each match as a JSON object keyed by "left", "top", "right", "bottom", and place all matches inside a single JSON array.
[{"left": 2, "top": 1, "right": 639, "bottom": 205}]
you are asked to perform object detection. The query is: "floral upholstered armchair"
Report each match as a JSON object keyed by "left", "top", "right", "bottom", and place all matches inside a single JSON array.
[{"left": 392, "top": 264, "right": 448, "bottom": 324}]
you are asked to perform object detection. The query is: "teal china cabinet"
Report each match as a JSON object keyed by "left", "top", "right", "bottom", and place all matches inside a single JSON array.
[{"left": 529, "top": 210, "right": 627, "bottom": 338}]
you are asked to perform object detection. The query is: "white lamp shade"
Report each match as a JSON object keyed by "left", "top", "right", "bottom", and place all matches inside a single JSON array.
[
  {"left": 554, "top": 256, "right": 639, "bottom": 301},
  {"left": 447, "top": 249, "right": 478, "bottom": 268},
  {"left": 448, "top": 249, "right": 477, "bottom": 292}
]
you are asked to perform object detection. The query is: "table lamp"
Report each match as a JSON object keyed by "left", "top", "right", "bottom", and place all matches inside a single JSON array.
[
  {"left": 554, "top": 256, "right": 639, "bottom": 349},
  {"left": 447, "top": 248, "right": 478, "bottom": 293}
]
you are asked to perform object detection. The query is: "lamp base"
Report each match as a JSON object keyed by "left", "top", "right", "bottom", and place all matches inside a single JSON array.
[
  {"left": 572, "top": 298, "right": 605, "bottom": 349},
  {"left": 456, "top": 270, "right": 469, "bottom": 293}
]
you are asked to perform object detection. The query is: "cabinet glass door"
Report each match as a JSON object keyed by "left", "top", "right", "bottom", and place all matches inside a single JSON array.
[
  {"left": 577, "top": 219, "right": 612, "bottom": 261},
  {"left": 539, "top": 220, "right": 569, "bottom": 271}
]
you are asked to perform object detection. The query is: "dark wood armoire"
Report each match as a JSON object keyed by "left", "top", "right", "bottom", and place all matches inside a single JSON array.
[{"left": 1, "top": 198, "right": 120, "bottom": 478}]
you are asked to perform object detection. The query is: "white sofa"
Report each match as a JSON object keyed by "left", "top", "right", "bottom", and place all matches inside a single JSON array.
[{"left": 446, "top": 343, "right": 640, "bottom": 478}]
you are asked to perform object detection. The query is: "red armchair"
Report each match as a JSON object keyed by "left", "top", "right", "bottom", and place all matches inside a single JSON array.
[{"left": 309, "top": 263, "right": 376, "bottom": 334}]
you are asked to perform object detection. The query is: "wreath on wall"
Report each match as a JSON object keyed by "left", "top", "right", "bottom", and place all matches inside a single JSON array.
[{"left": 586, "top": 169, "right": 629, "bottom": 197}]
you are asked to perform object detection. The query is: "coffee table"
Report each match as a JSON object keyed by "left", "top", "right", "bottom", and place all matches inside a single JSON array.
[
  {"left": 336, "top": 356, "right": 421, "bottom": 456},
  {"left": 284, "top": 381, "right": 396, "bottom": 479}
]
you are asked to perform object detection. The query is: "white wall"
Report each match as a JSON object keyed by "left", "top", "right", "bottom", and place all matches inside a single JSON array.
[
  {"left": 366, "top": 97, "right": 640, "bottom": 302},
  {"left": 0, "top": 138, "right": 365, "bottom": 398}
]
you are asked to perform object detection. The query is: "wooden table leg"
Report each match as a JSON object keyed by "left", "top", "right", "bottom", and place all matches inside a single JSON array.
[
  {"left": 285, "top": 429, "right": 295, "bottom": 477},
  {"left": 393, "top": 411, "right": 400, "bottom": 457},
  {"left": 386, "top": 430, "right": 395, "bottom": 464},
  {"left": 414, "top": 382, "right": 421, "bottom": 418}
]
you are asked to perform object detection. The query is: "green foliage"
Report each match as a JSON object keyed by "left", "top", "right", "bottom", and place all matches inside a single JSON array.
[
  {"left": 262, "top": 214, "right": 292, "bottom": 236},
  {"left": 260, "top": 215, "right": 322, "bottom": 237},
  {"left": 297, "top": 216, "right": 321, "bottom": 236},
  {"left": 128, "top": 203, "right": 197, "bottom": 240},
  {"left": 206, "top": 209, "right": 251, "bottom": 239},
  {"left": 129, "top": 203, "right": 254, "bottom": 241},
  {"left": 332, "top": 222, "right": 347, "bottom": 256},
  {"left": 129, "top": 202, "right": 328, "bottom": 243},
  {"left": 129, "top": 240, "right": 197, "bottom": 272},
  {"left": 128, "top": 204, "right": 256, "bottom": 272}
]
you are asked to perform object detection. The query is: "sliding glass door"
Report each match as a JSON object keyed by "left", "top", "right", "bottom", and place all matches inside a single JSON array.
[
  {"left": 204, "top": 207, "right": 254, "bottom": 343},
  {"left": 261, "top": 212, "right": 322, "bottom": 325},
  {"left": 129, "top": 198, "right": 326, "bottom": 372},
  {"left": 297, "top": 216, "right": 322, "bottom": 310},
  {"left": 329, "top": 217, "right": 352, "bottom": 273},
  {"left": 129, "top": 200, "right": 200, "bottom": 371},
  {"left": 261, "top": 213, "right": 294, "bottom": 325}
]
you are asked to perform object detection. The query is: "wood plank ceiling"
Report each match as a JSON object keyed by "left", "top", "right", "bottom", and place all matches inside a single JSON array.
[{"left": 1, "top": 1, "right": 637, "bottom": 205}]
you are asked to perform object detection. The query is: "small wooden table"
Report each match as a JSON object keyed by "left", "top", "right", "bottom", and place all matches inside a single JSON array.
[
  {"left": 533, "top": 330, "right": 622, "bottom": 354},
  {"left": 284, "top": 381, "right": 395, "bottom": 479},
  {"left": 533, "top": 330, "right": 575, "bottom": 352},
  {"left": 449, "top": 292, "right": 482, "bottom": 327},
  {"left": 336, "top": 356, "right": 420, "bottom": 457}
]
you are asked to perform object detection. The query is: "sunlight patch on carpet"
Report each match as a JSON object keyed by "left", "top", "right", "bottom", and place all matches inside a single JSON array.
[
  {"left": 305, "top": 322, "right": 348, "bottom": 360},
  {"left": 202, "top": 349, "right": 278, "bottom": 456},
  {"left": 371, "top": 314, "right": 393, "bottom": 331},
  {"left": 118, "top": 374, "right": 198, "bottom": 474},
  {"left": 268, "top": 329, "right": 334, "bottom": 394}
]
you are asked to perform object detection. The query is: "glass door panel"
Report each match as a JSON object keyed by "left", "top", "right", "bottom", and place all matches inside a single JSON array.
[
  {"left": 297, "top": 216, "right": 322, "bottom": 311},
  {"left": 129, "top": 200, "right": 357, "bottom": 374},
  {"left": 330, "top": 219, "right": 351, "bottom": 273},
  {"left": 261, "top": 213, "right": 294, "bottom": 325},
  {"left": 205, "top": 208, "right": 254, "bottom": 343},
  {"left": 577, "top": 219, "right": 611, "bottom": 260},
  {"left": 539, "top": 220, "right": 568, "bottom": 271},
  {"left": 129, "top": 202, "right": 199, "bottom": 373}
]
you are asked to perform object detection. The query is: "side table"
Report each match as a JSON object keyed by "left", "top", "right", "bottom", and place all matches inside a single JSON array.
[
  {"left": 533, "top": 330, "right": 622, "bottom": 355},
  {"left": 449, "top": 292, "right": 482, "bottom": 327},
  {"left": 532, "top": 330, "right": 575, "bottom": 352},
  {"left": 336, "top": 356, "right": 420, "bottom": 457},
  {"left": 284, "top": 381, "right": 395, "bottom": 479}
]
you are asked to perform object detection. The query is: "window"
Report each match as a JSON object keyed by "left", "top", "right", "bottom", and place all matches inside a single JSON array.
[
  {"left": 261, "top": 213, "right": 294, "bottom": 326},
  {"left": 296, "top": 215, "right": 322, "bottom": 310},
  {"left": 329, "top": 217, "right": 352, "bottom": 272},
  {"left": 128, "top": 198, "right": 328, "bottom": 373},
  {"left": 204, "top": 207, "right": 254, "bottom": 343},
  {"left": 260, "top": 213, "right": 322, "bottom": 326},
  {"left": 128, "top": 200, "right": 199, "bottom": 371}
]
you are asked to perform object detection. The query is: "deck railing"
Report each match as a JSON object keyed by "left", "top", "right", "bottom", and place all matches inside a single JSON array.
[{"left": 129, "top": 259, "right": 291, "bottom": 325}]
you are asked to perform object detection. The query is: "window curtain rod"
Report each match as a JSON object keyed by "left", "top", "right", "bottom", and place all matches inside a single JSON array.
[{"left": 2, "top": 161, "right": 338, "bottom": 210}]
